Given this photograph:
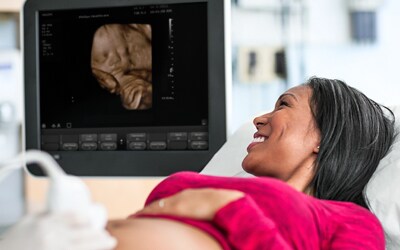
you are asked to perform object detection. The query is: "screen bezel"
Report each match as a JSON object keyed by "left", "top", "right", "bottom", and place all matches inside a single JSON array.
[{"left": 23, "top": 0, "right": 227, "bottom": 176}]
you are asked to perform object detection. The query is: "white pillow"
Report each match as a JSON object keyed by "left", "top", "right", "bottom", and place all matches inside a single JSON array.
[
  {"left": 201, "top": 121, "right": 253, "bottom": 177},
  {"left": 202, "top": 106, "right": 400, "bottom": 249},
  {"left": 366, "top": 106, "right": 400, "bottom": 249}
]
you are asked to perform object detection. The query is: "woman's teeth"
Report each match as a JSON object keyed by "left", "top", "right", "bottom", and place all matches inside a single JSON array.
[{"left": 252, "top": 137, "right": 266, "bottom": 143}]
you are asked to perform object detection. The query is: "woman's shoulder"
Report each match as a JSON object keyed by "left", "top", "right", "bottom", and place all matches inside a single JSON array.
[
  {"left": 318, "top": 199, "right": 384, "bottom": 245},
  {"left": 321, "top": 199, "right": 381, "bottom": 222}
]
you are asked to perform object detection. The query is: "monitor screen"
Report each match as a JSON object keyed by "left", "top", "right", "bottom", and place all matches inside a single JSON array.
[{"left": 24, "top": 0, "right": 227, "bottom": 176}]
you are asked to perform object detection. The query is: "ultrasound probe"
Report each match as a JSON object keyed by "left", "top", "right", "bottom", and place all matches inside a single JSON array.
[{"left": 0, "top": 150, "right": 107, "bottom": 229}]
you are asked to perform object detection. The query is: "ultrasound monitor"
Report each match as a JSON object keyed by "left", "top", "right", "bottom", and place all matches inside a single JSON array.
[{"left": 23, "top": 0, "right": 227, "bottom": 176}]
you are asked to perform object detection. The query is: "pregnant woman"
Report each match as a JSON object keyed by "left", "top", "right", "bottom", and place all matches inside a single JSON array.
[{"left": 107, "top": 77, "right": 395, "bottom": 249}]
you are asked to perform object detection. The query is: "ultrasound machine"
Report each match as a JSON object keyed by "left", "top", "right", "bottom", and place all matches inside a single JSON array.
[{"left": 23, "top": 0, "right": 229, "bottom": 176}]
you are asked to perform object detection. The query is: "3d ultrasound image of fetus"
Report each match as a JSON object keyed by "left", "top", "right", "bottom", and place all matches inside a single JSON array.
[{"left": 91, "top": 24, "right": 152, "bottom": 110}]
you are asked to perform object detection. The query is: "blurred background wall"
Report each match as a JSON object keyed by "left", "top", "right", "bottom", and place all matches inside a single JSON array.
[{"left": 231, "top": 0, "right": 400, "bottom": 132}]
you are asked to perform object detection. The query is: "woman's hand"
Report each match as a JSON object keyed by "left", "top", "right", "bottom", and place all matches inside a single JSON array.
[{"left": 135, "top": 188, "right": 245, "bottom": 221}]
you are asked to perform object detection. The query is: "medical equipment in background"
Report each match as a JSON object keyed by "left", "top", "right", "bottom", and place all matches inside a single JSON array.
[
  {"left": 0, "top": 150, "right": 107, "bottom": 230},
  {"left": 0, "top": 211, "right": 116, "bottom": 250},
  {"left": 23, "top": 0, "right": 229, "bottom": 177},
  {"left": 0, "top": 102, "right": 24, "bottom": 230}
]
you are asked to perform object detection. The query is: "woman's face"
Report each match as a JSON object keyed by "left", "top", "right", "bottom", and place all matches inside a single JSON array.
[{"left": 242, "top": 85, "right": 320, "bottom": 182}]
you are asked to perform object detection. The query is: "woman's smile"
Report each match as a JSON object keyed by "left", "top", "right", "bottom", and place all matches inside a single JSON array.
[{"left": 247, "top": 133, "right": 268, "bottom": 152}]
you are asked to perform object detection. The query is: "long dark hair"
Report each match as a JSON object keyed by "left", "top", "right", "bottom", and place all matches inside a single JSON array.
[{"left": 306, "top": 77, "right": 396, "bottom": 209}]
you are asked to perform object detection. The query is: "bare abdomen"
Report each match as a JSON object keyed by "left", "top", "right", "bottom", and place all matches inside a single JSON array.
[{"left": 107, "top": 217, "right": 223, "bottom": 250}]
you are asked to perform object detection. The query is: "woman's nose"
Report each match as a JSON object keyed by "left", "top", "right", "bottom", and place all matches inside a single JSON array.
[{"left": 253, "top": 114, "right": 269, "bottom": 129}]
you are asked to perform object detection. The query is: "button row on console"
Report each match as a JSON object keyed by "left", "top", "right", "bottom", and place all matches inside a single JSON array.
[
  {"left": 42, "top": 132, "right": 208, "bottom": 151},
  {"left": 126, "top": 132, "right": 208, "bottom": 151}
]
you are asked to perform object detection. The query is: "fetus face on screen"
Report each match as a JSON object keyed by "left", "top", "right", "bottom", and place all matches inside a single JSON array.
[{"left": 91, "top": 23, "right": 152, "bottom": 110}]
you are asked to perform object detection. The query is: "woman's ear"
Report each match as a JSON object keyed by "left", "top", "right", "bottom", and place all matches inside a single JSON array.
[{"left": 313, "top": 145, "right": 320, "bottom": 154}]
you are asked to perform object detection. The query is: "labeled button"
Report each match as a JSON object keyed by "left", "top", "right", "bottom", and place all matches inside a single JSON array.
[
  {"left": 128, "top": 141, "right": 147, "bottom": 150},
  {"left": 149, "top": 141, "right": 167, "bottom": 150},
  {"left": 81, "top": 142, "right": 98, "bottom": 151},
  {"left": 168, "top": 132, "right": 188, "bottom": 141},
  {"left": 100, "top": 142, "right": 117, "bottom": 150},
  {"left": 80, "top": 134, "right": 98, "bottom": 142},
  {"left": 127, "top": 133, "right": 147, "bottom": 142},
  {"left": 62, "top": 142, "right": 78, "bottom": 151},
  {"left": 190, "top": 132, "right": 208, "bottom": 141},
  {"left": 100, "top": 134, "right": 117, "bottom": 142},
  {"left": 190, "top": 141, "right": 208, "bottom": 150}
]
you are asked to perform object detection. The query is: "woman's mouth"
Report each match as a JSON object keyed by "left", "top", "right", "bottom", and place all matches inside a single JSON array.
[{"left": 247, "top": 136, "right": 267, "bottom": 152}]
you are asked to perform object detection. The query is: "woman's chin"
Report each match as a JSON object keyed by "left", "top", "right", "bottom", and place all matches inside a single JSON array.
[{"left": 241, "top": 157, "right": 254, "bottom": 174}]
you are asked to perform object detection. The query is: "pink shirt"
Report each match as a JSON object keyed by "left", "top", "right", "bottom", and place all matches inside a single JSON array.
[{"left": 134, "top": 172, "right": 384, "bottom": 250}]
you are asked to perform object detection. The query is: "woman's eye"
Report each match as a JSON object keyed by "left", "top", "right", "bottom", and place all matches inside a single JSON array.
[
  {"left": 274, "top": 100, "right": 289, "bottom": 110},
  {"left": 279, "top": 101, "right": 289, "bottom": 107}
]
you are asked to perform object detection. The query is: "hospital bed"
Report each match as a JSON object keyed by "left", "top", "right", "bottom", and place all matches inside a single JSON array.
[{"left": 201, "top": 106, "right": 400, "bottom": 249}]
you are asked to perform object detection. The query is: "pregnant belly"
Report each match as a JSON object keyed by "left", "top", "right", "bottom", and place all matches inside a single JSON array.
[{"left": 107, "top": 217, "right": 223, "bottom": 250}]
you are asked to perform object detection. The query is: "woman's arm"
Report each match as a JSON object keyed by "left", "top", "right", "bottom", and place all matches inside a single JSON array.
[
  {"left": 135, "top": 188, "right": 244, "bottom": 220},
  {"left": 135, "top": 188, "right": 294, "bottom": 250},
  {"left": 213, "top": 195, "right": 293, "bottom": 249}
]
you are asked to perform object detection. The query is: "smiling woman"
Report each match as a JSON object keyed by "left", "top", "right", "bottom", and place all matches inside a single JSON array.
[
  {"left": 242, "top": 85, "right": 320, "bottom": 191},
  {"left": 105, "top": 77, "right": 395, "bottom": 250}
]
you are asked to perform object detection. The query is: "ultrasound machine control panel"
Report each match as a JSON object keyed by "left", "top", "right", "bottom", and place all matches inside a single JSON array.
[{"left": 42, "top": 131, "right": 208, "bottom": 151}]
